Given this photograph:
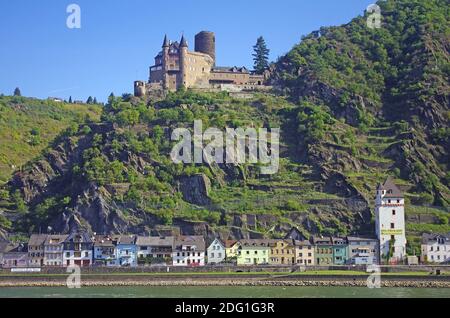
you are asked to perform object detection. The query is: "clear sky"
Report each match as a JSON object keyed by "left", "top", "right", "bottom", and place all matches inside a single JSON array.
[{"left": 0, "top": 0, "right": 375, "bottom": 102}]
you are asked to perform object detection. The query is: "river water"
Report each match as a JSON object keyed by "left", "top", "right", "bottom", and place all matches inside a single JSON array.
[{"left": 0, "top": 286, "right": 449, "bottom": 298}]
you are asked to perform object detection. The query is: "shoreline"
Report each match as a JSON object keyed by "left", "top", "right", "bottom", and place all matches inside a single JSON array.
[{"left": 1, "top": 276, "right": 449, "bottom": 288}]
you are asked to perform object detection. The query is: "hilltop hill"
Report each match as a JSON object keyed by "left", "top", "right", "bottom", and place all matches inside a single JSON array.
[
  {"left": 0, "top": 96, "right": 102, "bottom": 183},
  {"left": 0, "top": 0, "right": 448, "bottom": 254}
]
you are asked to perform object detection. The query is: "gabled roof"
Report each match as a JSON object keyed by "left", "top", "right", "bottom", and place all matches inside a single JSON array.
[
  {"left": 93, "top": 235, "right": 119, "bottom": 247},
  {"left": 422, "top": 233, "right": 450, "bottom": 244},
  {"left": 312, "top": 236, "right": 332, "bottom": 245},
  {"left": 207, "top": 238, "right": 225, "bottom": 248},
  {"left": 346, "top": 236, "right": 378, "bottom": 243},
  {"left": 174, "top": 236, "right": 205, "bottom": 250},
  {"left": 117, "top": 235, "right": 137, "bottom": 245},
  {"left": 28, "top": 234, "right": 48, "bottom": 246},
  {"left": 331, "top": 237, "right": 347, "bottom": 245},
  {"left": 65, "top": 232, "right": 93, "bottom": 244},
  {"left": 239, "top": 239, "right": 276, "bottom": 247},
  {"left": 45, "top": 235, "right": 69, "bottom": 245},
  {"left": 224, "top": 240, "right": 238, "bottom": 248},
  {"left": 136, "top": 236, "right": 174, "bottom": 246},
  {"left": 294, "top": 239, "right": 312, "bottom": 247},
  {"left": 377, "top": 177, "right": 403, "bottom": 198}
]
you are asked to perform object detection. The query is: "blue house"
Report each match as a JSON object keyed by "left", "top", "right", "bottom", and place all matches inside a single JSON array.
[
  {"left": 117, "top": 235, "right": 138, "bottom": 267},
  {"left": 331, "top": 237, "right": 348, "bottom": 265}
]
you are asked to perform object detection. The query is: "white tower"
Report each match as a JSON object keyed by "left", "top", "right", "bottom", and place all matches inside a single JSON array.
[{"left": 375, "top": 177, "right": 407, "bottom": 264}]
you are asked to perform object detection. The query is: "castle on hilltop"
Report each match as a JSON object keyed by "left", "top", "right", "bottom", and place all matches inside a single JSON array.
[{"left": 134, "top": 31, "right": 269, "bottom": 96}]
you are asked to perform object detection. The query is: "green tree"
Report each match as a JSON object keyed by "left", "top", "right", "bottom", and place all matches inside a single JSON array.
[
  {"left": 86, "top": 96, "right": 94, "bottom": 104},
  {"left": 252, "top": 36, "right": 270, "bottom": 74},
  {"left": 13, "top": 87, "right": 21, "bottom": 96},
  {"left": 68, "top": 96, "right": 73, "bottom": 103}
]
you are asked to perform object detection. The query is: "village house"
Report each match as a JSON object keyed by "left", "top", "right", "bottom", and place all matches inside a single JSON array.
[
  {"left": 206, "top": 238, "right": 226, "bottom": 264},
  {"left": 117, "top": 235, "right": 138, "bottom": 267},
  {"left": 421, "top": 233, "right": 450, "bottom": 264},
  {"left": 347, "top": 237, "right": 379, "bottom": 265},
  {"left": 63, "top": 232, "right": 93, "bottom": 267},
  {"left": 1, "top": 243, "right": 28, "bottom": 268},
  {"left": 136, "top": 236, "right": 174, "bottom": 265},
  {"left": 313, "top": 237, "right": 334, "bottom": 266},
  {"left": 27, "top": 234, "right": 47, "bottom": 267},
  {"left": 173, "top": 236, "right": 205, "bottom": 267},
  {"left": 294, "top": 239, "right": 315, "bottom": 265},
  {"left": 237, "top": 240, "right": 270, "bottom": 266},
  {"left": 224, "top": 240, "right": 240, "bottom": 261},
  {"left": 269, "top": 240, "right": 296, "bottom": 265},
  {"left": 331, "top": 237, "right": 348, "bottom": 265},
  {"left": 44, "top": 235, "right": 68, "bottom": 267},
  {"left": 93, "top": 235, "right": 120, "bottom": 266}
]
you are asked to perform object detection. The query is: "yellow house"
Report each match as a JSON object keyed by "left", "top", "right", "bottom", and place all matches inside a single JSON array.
[
  {"left": 237, "top": 240, "right": 270, "bottom": 266},
  {"left": 225, "top": 240, "right": 240, "bottom": 260},
  {"left": 294, "top": 240, "right": 315, "bottom": 265},
  {"left": 269, "top": 240, "right": 296, "bottom": 265}
]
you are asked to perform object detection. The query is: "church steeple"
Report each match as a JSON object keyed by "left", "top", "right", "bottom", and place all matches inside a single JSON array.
[{"left": 162, "top": 34, "right": 169, "bottom": 48}]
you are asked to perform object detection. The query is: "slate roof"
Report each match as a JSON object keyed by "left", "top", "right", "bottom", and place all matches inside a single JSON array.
[
  {"left": 65, "top": 232, "right": 93, "bottom": 243},
  {"left": 93, "top": 235, "right": 119, "bottom": 247},
  {"left": 174, "top": 236, "right": 205, "bottom": 251},
  {"left": 377, "top": 177, "right": 403, "bottom": 198},
  {"left": 44, "top": 235, "right": 68, "bottom": 245},
  {"left": 422, "top": 233, "right": 450, "bottom": 244},
  {"left": 136, "top": 236, "right": 174, "bottom": 246},
  {"left": 312, "top": 236, "right": 332, "bottom": 245},
  {"left": 118, "top": 235, "right": 137, "bottom": 245},
  {"left": 28, "top": 234, "right": 48, "bottom": 246}
]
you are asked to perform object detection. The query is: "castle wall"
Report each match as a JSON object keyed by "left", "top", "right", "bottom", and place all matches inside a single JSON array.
[{"left": 183, "top": 52, "right": 214, "bottom": 89}]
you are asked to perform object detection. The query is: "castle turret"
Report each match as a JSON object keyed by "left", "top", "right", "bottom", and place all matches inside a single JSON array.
[
  {"left": 179, "top": 35, "right": 188, "bottom": 88},
  {"left": 162, "top": 35, "right": 170, "bottom": 90},
  {"left": 195, "top": 31, "right": 216, "bottom": 66},
  {"left": 134, "top": 81, "right": 146, "bottom": 97}
]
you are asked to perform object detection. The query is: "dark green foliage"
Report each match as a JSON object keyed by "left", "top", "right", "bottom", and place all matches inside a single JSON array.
[{"left": 253, "top": 36, "right": 270, "bottom": 74}]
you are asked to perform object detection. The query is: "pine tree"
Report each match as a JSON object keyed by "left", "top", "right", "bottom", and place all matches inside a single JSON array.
[
  {"left": 252, "top": 36, "right": 270, "bottom": 75},
  {"left": 68, "top": 96, "right": 73, "bottom": 103},
  {"left": 93, "top": 97, "right": 98, "bottom": 104},
  {"left": 86, "top": 96, "right": 93, "bottom": 104},
  {"left": 13, "top": 87, "right": 21, "bottom": 97}
]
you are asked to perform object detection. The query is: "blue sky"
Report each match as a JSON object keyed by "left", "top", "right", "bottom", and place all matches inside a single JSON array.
[{"left": 0, "top": 0, "right": 375, "bottom": 102}]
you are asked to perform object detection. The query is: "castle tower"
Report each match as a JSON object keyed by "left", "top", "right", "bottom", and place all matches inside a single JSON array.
[
  {"left": 179, "top": 35, "right": 188, "bottom": 88},
  {"left": 375, "top": 177, "right": 407, "bottom": 264},
  {"left": 162, "top": 34, "right": 170, "bottom": 90},
  {"left": 195, "top": 31, "right": 216, "bottom": 66},
  {"left": 134, "top": 81, "right": 146, "bottom": 97}
]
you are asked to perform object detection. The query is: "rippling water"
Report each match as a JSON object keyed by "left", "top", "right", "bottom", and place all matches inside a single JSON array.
[{"left": 0, "top": 286, "right": 449, "bottom": 298}]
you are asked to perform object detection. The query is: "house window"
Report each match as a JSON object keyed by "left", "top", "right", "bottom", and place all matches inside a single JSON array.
[
  {"left": 391, "top": 223, "right": 395, "bottom": 229},
  {"left": 392, "top": 210, "right": 396, "bottom": 215}
]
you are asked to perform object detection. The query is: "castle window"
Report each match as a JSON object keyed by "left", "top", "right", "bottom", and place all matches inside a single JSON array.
[
  {"left": 392, "top": 210, "right": 396, "bottom": 215},
  {"left": 391, "top": 223, "right": 395, "bottom": 229}
]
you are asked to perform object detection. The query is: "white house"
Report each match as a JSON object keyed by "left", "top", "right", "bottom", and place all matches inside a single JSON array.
[
  {"left": 172, "top": 236, "right": 205, "bottom": 267},
  {"left": 93, "top": 235, "right": 120, "bottom": 266},
  {"left": 44, "top": 235, "right": 68, "bottom": 267},
  {"left": 63, "top": 232, "right": 94, "bottom": 267},
  {"left": 421, "top": 233, "right": 450, "bottom": 264},
  {"left": 347, "top": 237, "right": 379, "bottom": 265},
  {"left": 136, "top": 236, "right": 174, "bottom": 265},
  {"left": 375, "top": 178, "right": 407, "bottom": 264},
  {"left": 207, "top": 238, "right": 226, "bottom": 264}
]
